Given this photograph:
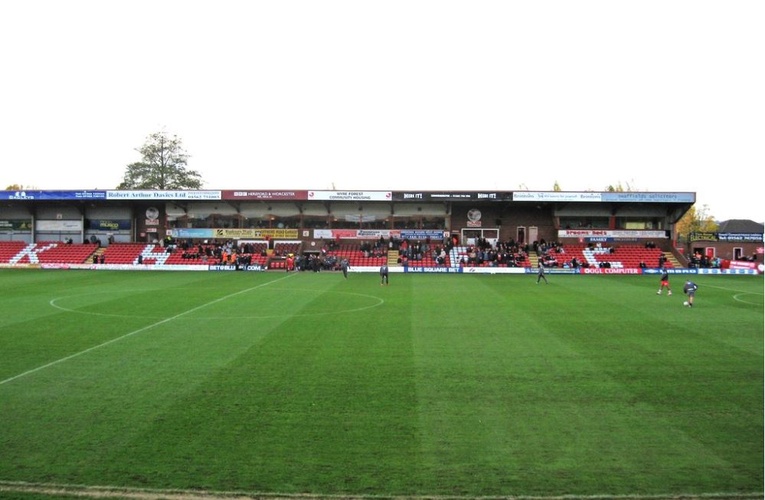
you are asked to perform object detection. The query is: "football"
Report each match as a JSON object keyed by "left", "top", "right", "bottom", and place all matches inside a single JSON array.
[{"left": 683, "top": 301, "right": 689, "bottom": 306}]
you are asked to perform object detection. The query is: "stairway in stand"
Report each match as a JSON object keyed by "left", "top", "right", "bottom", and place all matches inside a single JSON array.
[
  {"left": 90, "top": 246, "right": 106, "bottom": 262},
  {"left": 387, "top": 250, "right": 399, "bottom": 267},
  {"left": 663, "top": 251, "right": 683, "bottom": 268},
  {"left": 528, "top": 253, "right": 539, "bottom": 268}
]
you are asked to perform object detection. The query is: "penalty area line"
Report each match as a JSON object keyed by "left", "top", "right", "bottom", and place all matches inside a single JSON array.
[{"left": 0, "top": 274, "right": 296, "bottom": 386}]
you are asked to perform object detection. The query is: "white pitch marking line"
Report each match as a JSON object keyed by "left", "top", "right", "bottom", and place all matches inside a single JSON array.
[{"left": 0, "top": 274, "right": 296, "bottom": 386}]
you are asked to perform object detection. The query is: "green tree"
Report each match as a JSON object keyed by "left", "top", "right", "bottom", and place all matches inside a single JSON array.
[{"left": 118, "top": 131, "right": 203, "bottom": 189}]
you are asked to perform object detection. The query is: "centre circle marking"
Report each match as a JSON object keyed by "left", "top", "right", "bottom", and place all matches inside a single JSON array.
[{"left": 50, "top": 288, "right": 384, "bottom": 320}]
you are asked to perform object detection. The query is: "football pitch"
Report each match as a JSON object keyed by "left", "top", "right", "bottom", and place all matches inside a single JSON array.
[{"left": 0, "top": 269, "right": 762, "bottom": 500}]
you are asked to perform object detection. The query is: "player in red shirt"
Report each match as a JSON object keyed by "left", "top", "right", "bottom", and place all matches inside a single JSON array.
[{"left": 657, "top": 267, "right": 672, "bottom": 296}]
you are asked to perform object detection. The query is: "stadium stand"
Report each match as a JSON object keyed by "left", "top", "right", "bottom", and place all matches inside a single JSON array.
[
  {"left": 448, "top": 245, "right": 530, "bottom": 268},
  {"left": 542, "top": 244, "right": 671, "bottom": 269},
  {"left": 100, "top": 243, "right": 151, "bottom": 264},
  {"left": 273, "top": 241, "right": 301, "bottom": 256},
  {"left": 34, "top": 242, "right": 99, "bottom": 264},
  {"left": 0, "top": 242, "right": 28, "bottom": 263},
  {"left": 0, "top": 242, "right": 98, "bottom": 264},
  {"left": 329, "top": 243, "right": 387, "bottom": 267},
  {"left": 0, "top": 240, "right": 675, "bottom": 271}
]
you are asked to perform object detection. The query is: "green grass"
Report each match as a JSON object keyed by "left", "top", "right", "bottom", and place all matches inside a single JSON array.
[{"left": 0, "top": 269, "right": 762, "bottom": 499}]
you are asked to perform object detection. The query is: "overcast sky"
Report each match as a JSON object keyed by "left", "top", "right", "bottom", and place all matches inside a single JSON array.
[{"left": 1, "top": 1, "right": 762, "bottom": 222}]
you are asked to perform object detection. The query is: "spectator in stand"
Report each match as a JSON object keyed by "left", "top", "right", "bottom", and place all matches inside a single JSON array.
[
  {"left": 468, "top": 247, "right": 477, "bottom": 265},
  {"left": 438, "top": 248, "right": 447, "bottom": 266},
  {"left": 542, "top": 252, "right": 557, "bottom": 267}
]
